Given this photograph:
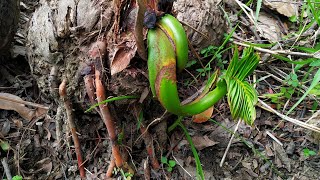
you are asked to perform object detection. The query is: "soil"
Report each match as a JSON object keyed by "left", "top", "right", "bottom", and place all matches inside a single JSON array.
[
  {"left": 0, "top": 0, "right": 19, "bottom": 55},
  {"left": 1, "top": 0, "right": 320, "bottom": 180}
]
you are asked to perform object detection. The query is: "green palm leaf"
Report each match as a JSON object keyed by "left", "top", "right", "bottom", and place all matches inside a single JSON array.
[
  {"left": 225, "top": 47, "right": 259, "bottom": 125},
  {"left": 227, "top": 78, "right": 257, "bottom": 125},
  {"left": 226, "top": 47, "right": 259, "bottom": 81}
]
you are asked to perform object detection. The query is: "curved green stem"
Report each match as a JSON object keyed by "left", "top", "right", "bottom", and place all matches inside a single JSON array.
[
  {"left": 157, "top": 71, "right": 227, "bottom": 116},
  {"left": 147, "top": 15, "right": 228, "bottom": 116},
  {"left": 157, "top": 14, "right": 188, "bottom": 72},
  {"left": 167, "top": 116, "right": 183, "bottom": 133},
  {"left": 180, "top": 80, "right": 227, "bottom": 115},
  {"left": 147, "top": 28, "right": 176, "bottom": 97}
]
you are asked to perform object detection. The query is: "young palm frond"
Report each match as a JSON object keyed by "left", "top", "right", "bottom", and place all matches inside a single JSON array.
[{"left": 224, "top": 47, "right": 259, "bottom": 125}]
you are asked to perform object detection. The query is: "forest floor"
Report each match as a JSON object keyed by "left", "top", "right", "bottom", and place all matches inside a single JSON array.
[{"left": 1, "top": 0, "right": 320, "bottom": 180}]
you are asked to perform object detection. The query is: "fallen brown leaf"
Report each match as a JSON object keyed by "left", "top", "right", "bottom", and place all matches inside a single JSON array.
[
  {"left": 192, "top": 135, "right": 219, "bottom": 150},
  {"left": 192, "top": 107, "right": 214, "bottom": 123},
  {"left": 263, "top": 0, "right": 298, "bottom": 18},
  {"left": 257, "top": 12, "right": 282, "bottom": 42},
  {"left": 1, "top": 120, "right": 10, "bottom": 136},
  {"left": 110, "top": 32, "right": 137, "bottom": 75},
  {"left": 273, "top": 141, "right": 291, "bottom": 172},
  {"left": 35, "top": 158, "right": 53, "bottom": 174},
  {"left": 0, "top": 93, "right": 47, "bottom": 121}
]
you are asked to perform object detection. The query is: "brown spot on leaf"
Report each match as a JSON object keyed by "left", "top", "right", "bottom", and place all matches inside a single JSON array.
[{"left": 155, "top": 62, "right": 176, "bottom": 97}]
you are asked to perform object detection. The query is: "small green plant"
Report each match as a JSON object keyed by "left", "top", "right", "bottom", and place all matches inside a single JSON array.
[
  {"left": 113, "top": 168, "right": 134, "bottom": 179},
  {"left": 200, "top": 45, "right": 228, "bottom": 69},
  {"left": 271, "top": 44, "right": 320, "bottom": 115},
  {"left": 4, "top": 175, "right": 23, "bottom": 180},
  {"left": 185, "top": 59, "right": 197, "bottom": 68},
  {"left": 271, "top": 72, "right": 299, "bottom": 101},
  {"left": 149, "top": 44, "right": 259, "bottom": 125},
  {"left": 285, "top": 72, "right": 299, "bottom": 88},
  {"left": 196, "top": 67, "right": 212, "bottom": 77},
  {"left": 120, "top": 168, "right": 133, "bottom": 179},
  {"left": 200, "top": 45, "right": 216, "bottom": 57},
  {"left": 262, "top": 93, "right": 284, "bottom": 110},
  {"left": 303, "top": 148, "right": 317, "bottom": 158},
  {"left": 289, "top": 15, "right": 298, "bottom": 23},
  {"left": 161, "top": 156, "right": 176, "bottom": 172},
  {"left": 12, "top": 175, "right": 23, "bottom": 180},
  {"left": 280, "top": 87, "right": 295, "bottom": 99},
  {"left": 0, "top": 140, "right": 10, "bottom": 151}
]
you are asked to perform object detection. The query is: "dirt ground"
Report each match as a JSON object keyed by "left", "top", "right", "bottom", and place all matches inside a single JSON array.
[{"left": 1, "top": 0, "right": 320, "bottom": 180}]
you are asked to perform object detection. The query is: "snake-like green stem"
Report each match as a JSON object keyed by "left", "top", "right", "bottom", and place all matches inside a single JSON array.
[
  {"left": 147, "top": 16, "right": 228, "bottom": 116},
  {"left": 157, "top": 14, "right": 188, "bottom": 72}
]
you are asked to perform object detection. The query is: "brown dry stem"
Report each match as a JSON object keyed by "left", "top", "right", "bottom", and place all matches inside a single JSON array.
[
  {"left": 106, "top": 158, "right": 116, "bottom": 178},
  {"left": 140, "top": 125, "right": 160, "bottom": 170},
  {"left": 59, "top": 79, "right": 86, "bottom": 178},
  {"left": 143, "top": 158, "right": 151, "bottom": 180},
  {"left": 95, "top": 68, "right": 124, "bottom": 167},
  {"left": 84, "top": 75, "right": 101, "bottom": 116},
  {"left": 134, "top": 106, "right": 160, "bottom": 170}
]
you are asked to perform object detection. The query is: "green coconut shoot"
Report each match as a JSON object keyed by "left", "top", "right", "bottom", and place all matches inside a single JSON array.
[{"left": 147, "top": 14, "right": 259, "bottom": 124}]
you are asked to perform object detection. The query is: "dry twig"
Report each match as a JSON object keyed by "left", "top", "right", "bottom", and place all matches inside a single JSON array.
[
  {"left": 106, "top": 158, "right": 116, "bottom": 178},
  {"left": 143, "top": 158, "right": 151, "bottom": 180},
  {"left": 140, "top": 125, "right": 160, "bottom": 169},
  {"left": 95, "top": 66, "right": 124, "bottom": 167},
  {"left": 1, "top": 157, "right": 12, "bottom": 180},
  {"left": 220, "top": 119, "right": 241, "bottom": 167},
  {"left": 258, "top": 99, "right": 320, "bottom": 133},
  {"left": 233, "top": 41, "right": 318, "bottom": 58},
  {"left": 59, "top": 79, "right": 86, "bottom": 178},
  {"left": 84, "top": 75, "right": 101, "bottom": 116}
]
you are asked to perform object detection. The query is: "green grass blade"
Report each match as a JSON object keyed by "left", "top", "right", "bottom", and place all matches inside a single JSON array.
[
  {"left": 272, "top": 54, "right": 316, "bottom": 65},
  {"left": 205, "top": 24, "right": 238, "bottom": 69},
  {"left": 85, "top": 95, "right": 139, "bottom": 113},
  {"left": 243, "top": 42, "right": 276, "bottom": 48},
  {"left": 287, "top": 68, "right": 320, "bottom": 114},
  {"left": 307, "top": 0, "right": 320, "bottom": 26},
  {"left": 178, "top": 118, "right": 205, "bottom": 180},
  {"left": 255, "top": 0, "right": 263, "bottom": 26},
  {"left": 293, "top": 46, "right": 320, "bottom": 53}
]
